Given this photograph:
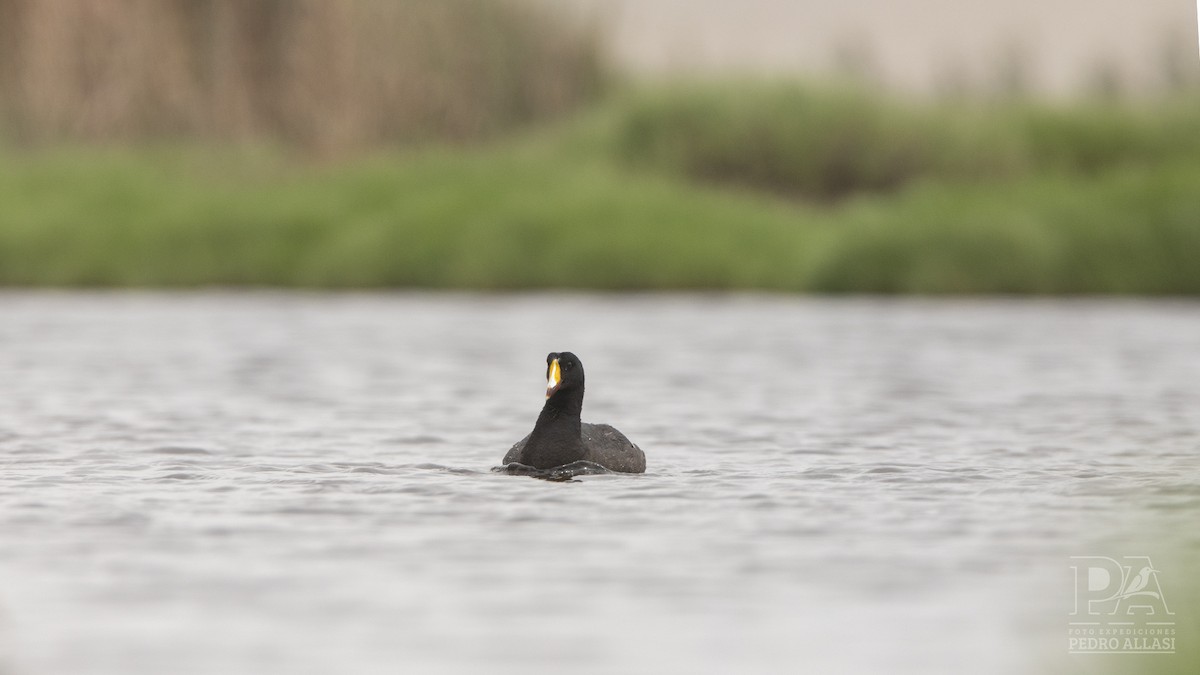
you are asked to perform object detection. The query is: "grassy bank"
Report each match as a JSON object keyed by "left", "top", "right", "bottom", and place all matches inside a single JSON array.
[
  {"left": 614, "top": 83, "right": 1200, "bottom": 200},
  {"left": 0, "top": 143, "right": 810, "bottom": 289},
  {"left": 1, "top": 84, "right": 1199, "bottom": 293}
]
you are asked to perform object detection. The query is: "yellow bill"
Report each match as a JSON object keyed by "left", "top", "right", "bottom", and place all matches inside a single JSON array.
[{"left": 546, "top": 358, "right": 561, "bottom": 398}]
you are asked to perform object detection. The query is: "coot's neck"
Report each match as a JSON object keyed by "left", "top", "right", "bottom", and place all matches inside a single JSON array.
[{"left": 523, "top": 385, "right": 585, "bottom": 468}]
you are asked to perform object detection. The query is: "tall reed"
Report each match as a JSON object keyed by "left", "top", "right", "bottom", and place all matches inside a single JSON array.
[{"left": 0, "top": 0, "right": 605, "bottom": 150}]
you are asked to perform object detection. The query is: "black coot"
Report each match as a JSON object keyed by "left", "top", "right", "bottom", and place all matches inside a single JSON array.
[{"left": 503, "top": 352, "right": 646, "bottom": 473}]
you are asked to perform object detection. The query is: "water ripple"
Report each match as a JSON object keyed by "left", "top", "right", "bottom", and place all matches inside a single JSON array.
[{"left": 1, "top": 293, "right": 1198, "bottom": 675}]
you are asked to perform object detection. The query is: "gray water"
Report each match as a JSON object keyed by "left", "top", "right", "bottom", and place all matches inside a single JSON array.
[{"left": 1, "top": 293, "right": 1197, "bottom": 674}]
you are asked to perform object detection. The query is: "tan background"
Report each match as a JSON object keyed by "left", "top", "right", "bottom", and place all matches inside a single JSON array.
[{"left": 573, "top": 0, "right": 1198, "bottom": 96}]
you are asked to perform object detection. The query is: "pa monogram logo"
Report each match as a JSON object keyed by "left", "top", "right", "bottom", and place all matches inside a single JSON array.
[{"left": 1067, "top": 556, "right": 1176, "bottom": 654}]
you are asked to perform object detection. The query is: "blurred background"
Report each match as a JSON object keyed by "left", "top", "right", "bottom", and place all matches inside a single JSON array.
[
  {"left": 2, "top": 4, "right": 1200, "bottom": 675},
  {"left": 0, "top": 0, "right": 1197, "bottom": 292}
]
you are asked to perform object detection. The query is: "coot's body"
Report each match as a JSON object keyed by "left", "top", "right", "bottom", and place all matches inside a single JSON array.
[{"left": 504, "top": 422, "right": 645, "bottom": 473}]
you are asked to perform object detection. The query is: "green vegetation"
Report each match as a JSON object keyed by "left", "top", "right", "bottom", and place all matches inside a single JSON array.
[
  {"left": 615, "top": 83, "right": 1200, "bottom": 199},
  {"left": 1, "top": 83, "right": 1199, "bottom": 293},
  {"left": 0, "top": 142, "right": 809, "bottom": 289}
]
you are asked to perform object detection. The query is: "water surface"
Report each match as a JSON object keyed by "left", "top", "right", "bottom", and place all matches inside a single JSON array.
[{"left": 1, "top": 293, "right": 1197, "bottom": 674}]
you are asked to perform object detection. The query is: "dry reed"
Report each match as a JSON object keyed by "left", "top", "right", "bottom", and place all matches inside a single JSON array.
[{"left": 0, "top": 0, "right": 605, "bottom": 150}]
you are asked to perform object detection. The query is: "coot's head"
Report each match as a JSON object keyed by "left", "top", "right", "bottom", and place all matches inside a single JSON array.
[{"left": 545, "top": 351, "right": 584, "bottom": 399}]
